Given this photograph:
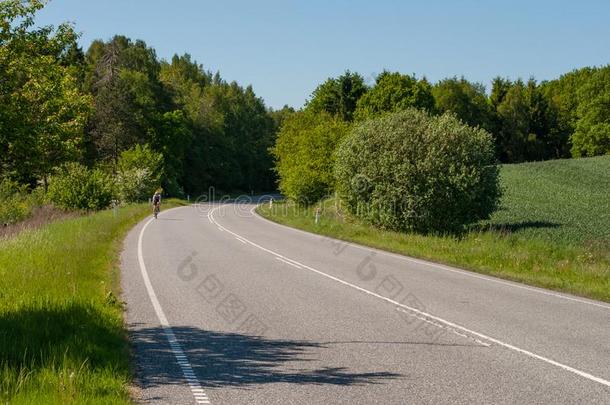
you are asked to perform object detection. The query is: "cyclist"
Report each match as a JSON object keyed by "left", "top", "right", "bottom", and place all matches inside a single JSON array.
[{"left": 152, "top": 190, "right": 161, "bottom": 218}]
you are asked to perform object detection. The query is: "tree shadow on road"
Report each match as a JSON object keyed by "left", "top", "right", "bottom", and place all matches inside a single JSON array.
[{"left": 129, "top": 325, "right": 402, "bottom": 390}]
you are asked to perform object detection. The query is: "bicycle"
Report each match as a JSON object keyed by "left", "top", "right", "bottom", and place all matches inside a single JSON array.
[{"left": 153, "top": 202, "right": 160, "bottom": 219}]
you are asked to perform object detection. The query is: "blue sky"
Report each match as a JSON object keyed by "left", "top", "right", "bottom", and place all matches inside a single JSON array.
[{"left": 36, "top": 0, "right": 610, "bottom": 109}]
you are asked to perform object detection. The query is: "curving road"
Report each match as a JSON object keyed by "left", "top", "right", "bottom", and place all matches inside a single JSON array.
[{"left": 121, "top": 201, "right": 610, "bottom": 404}]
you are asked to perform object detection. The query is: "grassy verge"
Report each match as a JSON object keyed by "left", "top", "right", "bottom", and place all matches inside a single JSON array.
[
  {"left": 258, "top": 156, "right": 610, "bottom": 302},
  {"left": 0, "top": 199, "right": 186, "bottom": 404}
]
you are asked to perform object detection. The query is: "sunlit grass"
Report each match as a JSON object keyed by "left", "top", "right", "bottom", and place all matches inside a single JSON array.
[
  {"left": 258, "top": 156, "right": 610, "bottom": 302},
  {"left": 0, "top": 199, "right": 185, "bottom": 403}
]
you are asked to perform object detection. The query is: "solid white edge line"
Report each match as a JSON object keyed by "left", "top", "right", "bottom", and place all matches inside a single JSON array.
[
  {"left": 249, "top": 205, "right": 610, "bottom": 310},
  {"left": 394, "top": 308, "right": 491, "bottom": 347},
  {"left": 209, "top": 204, "right": 610, "bottom": 388},
  {"left": 137, "top": 209, "right": 212, "bottom": 404},
  {"left": 276, "top": 256, "right": 303, "bottom": 269}
]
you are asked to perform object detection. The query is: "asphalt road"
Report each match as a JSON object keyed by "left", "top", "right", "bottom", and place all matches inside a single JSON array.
[{"left": 121, "top": 201, "right": 610, "bottom": 404}]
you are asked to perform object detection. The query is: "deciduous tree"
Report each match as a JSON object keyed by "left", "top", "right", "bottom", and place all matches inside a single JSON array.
[
  {"left": 306, "top": 71, "right": 367, "bottom": 122},
  {"left": 354, "top": 71, "right": 434, "bottom": 120}
]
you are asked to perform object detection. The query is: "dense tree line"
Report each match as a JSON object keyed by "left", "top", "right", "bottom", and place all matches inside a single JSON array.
[
  {"left": 299, "top": 68, "right": 610, "bottom": 164},
  {"left": 1, "top": 0, "right": 276, "bottom": 200}
]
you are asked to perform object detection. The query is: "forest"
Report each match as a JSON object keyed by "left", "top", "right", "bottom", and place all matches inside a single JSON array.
[
  {"left": 1, "top": 0, "right": 609, "bottom": 214},
  {"left": 1, "top": 0, "right": 277, "bottom": 205},
  {"left": 300, "top": 67, "right": 610, "bottom": 163}
]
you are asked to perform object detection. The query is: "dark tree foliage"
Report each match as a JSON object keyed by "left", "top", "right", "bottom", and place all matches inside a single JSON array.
[
  {"left": 269, "top": 105, "right": 295, "bottom": 132},
  {"left": 541, "top": 67, "right": 595, "bottom": 140},
  {"left": 159, "top": 55, "right": 276, "bottom": 194},
  {"left": 80, "top": 37, "right": 277, "bottom": 195},
  {"left": 306, "top": 71, "right": 368, "bottom": 122},
  {"left": 85, "top": 36, "right": 171, "bottom": 168},
  {"left": 489, "top": 78, "right": 573, "bottom": 162}
]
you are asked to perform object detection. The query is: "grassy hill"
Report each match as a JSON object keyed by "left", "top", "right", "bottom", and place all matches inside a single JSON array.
[{"left": 258, "top": 156, "right": 610, "bottom": 302}]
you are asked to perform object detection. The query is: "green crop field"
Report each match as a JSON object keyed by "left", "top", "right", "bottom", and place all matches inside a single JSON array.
[
  {"left": 485, "top": 156, "right": 610, "bottom": 244},
  {"left": 258, "top": 156, "right": 610, "bottom": 302},
  {"left": 0, "top": 201, "right": 184, "bottom": 404}
]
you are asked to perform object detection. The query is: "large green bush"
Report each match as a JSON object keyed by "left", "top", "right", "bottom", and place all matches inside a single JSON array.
[
  {"left": 272, "top": 110, "right": 349, "bottom": 203},
  {"left": 335, "top": 109, "right": 501, "bottom": 234},
  {"left": 48, "top": 163, "right": 114, "bottom": 210}
]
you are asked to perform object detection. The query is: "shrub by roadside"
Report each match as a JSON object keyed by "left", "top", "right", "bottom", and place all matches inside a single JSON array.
[
  {"left": 335, "top": 108, "right": 501, "bottom": 234},
  {"left": 3, "top": 145, "right": 167, "bottom": 236},
  {"left": 47, "top": 163, "right": 114, "bottom": 210}
]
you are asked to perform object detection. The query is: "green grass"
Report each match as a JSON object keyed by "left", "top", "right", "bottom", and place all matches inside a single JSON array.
[
  {"left": 258, "top": 156, "right": 610, "bottom": 302},
  {"left": 486, "top": 156, "right": 610, "bottom": 244},
  {"left": 0, "top": 199, "right": 185, "bottom": 404}
]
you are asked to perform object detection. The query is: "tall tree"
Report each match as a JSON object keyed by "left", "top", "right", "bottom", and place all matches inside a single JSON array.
[
  {"left": 85, "top": 36, "right": 169, "bottom": 168},
  {"left": 571, "top": 66, "right": 610, "bottom": 157},
  {"left": 160, "top": 54, "right": 212, "bottom": 193},
  {"left": 354, "top": 71, "right": 434, "bottom": 120},
  {"left": 541, "top": 67, "right": 596, "bottom": 142},
  {"left": 0, "top": 0, "right": 91, "bottom": 187},
  {"left": 494, "top": 80, "right": 530, "bottom": 162},
  {"left": 306, "top": 71, "right": 367, "bottom": 121},
  {"left": 523, "top": 79, "right": 567, "bottom": 160},
  {"left": 491, "top": 78, "right": 565, "bottom": 162},
  {"left": 432, "top": 77, "right": 493, "bottom": 132},
  {"left": 272, "top": 110, "right": 349, "bottom": 202}
]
